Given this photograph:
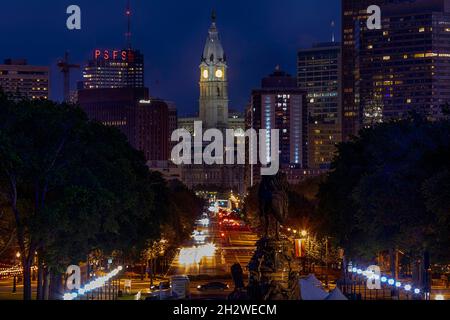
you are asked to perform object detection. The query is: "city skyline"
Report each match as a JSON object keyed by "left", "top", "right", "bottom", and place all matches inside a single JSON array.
[
  {"left": 0, "top": 0, "right": 449, "bottom": 306},
  {"left": 0, "top": 0, "right": 341, "bottom": 115}
]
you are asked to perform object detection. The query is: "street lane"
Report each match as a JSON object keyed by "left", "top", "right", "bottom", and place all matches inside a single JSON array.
[
  {"left": 167, "top": 214, "right": 258, "bottom": 279},
  {"left": 164, "top": 211, "right": 258, "bottom": 299}
]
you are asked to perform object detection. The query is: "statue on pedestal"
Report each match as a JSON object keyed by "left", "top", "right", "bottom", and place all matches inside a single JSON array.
[
  {"left": 246, "top": 173, "right": 299, "bottom": 300},
  {"left": 258, "top": 173, "right": 289, "bottom": 239}
]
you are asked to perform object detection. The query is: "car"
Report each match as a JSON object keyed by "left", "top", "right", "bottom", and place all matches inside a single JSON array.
[
  {"left": 151, "top": 281, "right": 170, "bottom": 291},
  {"left": 197, "top": 282, "right": 229, "bottom": 291}
]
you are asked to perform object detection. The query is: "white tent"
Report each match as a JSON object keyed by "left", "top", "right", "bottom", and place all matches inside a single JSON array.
[
  {"left": 326, "top": 287, "right": 348, "bottom": 300},
  {"left": 299, "top": 277, "right": 329, "bottom": 300},
  {"left": 305, "top": 274, "right": 323, "bottom": 287}
]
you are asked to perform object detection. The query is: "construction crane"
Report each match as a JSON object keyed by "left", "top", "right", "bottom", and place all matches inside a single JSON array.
[{"left": 57, "top": 52, "right": 80, "bottom": 103}]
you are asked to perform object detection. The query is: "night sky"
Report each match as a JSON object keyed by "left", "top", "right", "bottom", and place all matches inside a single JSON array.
[{"left": 0, "top": 0, "right": 341, "bottom": 116}]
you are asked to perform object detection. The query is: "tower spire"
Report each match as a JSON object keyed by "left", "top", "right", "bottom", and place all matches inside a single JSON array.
[
  {"left": 211, "top": 9, "right": 216, "bottom": 23},
  {"left": 125, "top": 0, "right": 132, "bottom": 49}
]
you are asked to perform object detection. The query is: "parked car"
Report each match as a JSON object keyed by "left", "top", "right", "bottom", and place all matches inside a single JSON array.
[
  {"left": 197, "top": 282, "right": 229, "bottom": 291},
  {"left": 151, "top": 281, "right": 170, "bottom": 291}
]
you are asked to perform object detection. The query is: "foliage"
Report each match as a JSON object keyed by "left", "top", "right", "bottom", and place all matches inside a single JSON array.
[
  {"left": 0, "top": 94, "right": 169, "bottom": 298},
  {"left": 317, "top": 116, "right": 450, "bottom": 263},
  {"left": 242, "top": 177, "right": 322, "bottom": 232}
]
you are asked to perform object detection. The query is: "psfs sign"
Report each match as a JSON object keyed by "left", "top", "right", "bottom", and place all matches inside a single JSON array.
[{"left": 94, "top": 49, "right": 135, "bottom": 62}]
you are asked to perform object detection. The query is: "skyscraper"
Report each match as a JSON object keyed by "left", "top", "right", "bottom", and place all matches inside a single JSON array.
[
  {"left": 199, "top": 11, "right": 229, "bottom": 130},
  {"left": 82, "top": 2, "right": 144, "bottom": 90},
  {"left": 246, "top": 67, "right": 308, "bottom": 185},
  {"left": 355, "top": 0, "right": 450, "bottom": 126},
  {"left": 341, "top": 0, "right": 387, "bottom": 140},
  {"left": 0, "top": 59, "right": 50, "bottom": 100},
  {"left": 78, "top": 88, "right": 171, "bottom": 162},
  {"left": 298, "top": 42, "right": 342, "bottom": 169},
  {"left": 82, "top": 49, "right": 144, "bottom": 89}
]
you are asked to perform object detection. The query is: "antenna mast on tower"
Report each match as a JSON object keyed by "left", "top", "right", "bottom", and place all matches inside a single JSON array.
[{"left": 125, "top": 0, "right": 132, "bottom": 49}]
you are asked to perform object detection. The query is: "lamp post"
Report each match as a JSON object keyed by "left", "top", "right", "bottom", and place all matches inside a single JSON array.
[{"left": 12, "top": 251, "right": 21, "bottom": 293}]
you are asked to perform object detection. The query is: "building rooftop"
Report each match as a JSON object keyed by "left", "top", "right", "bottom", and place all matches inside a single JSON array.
[
  {"left": 261, "top": 66, "right": 298, "bottom": 89},
  {"left": 3, "top": 59, "right": 28, "bottom": 65}
]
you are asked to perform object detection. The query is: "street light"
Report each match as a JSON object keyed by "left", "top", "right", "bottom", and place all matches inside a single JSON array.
[
  {"left": 12, "top": 252, "right": 21, "bottom": 293},
  {"left": 301, "top": 230, "right": 308, "bottom": 237}
]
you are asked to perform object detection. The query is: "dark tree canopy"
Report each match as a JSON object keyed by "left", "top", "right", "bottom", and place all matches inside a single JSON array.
[
  {"left": 317, "top": 116, "right": 450, "bottom": 263},
  {"left": 0, "top": 93, "right": 201, "bottom": 299}
]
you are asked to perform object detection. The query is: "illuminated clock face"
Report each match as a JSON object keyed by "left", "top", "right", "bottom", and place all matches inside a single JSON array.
[
  {"left": 202, "top": 69, "right": 209, "bottom": 79},
  {"left": 215, "top": 69, "right": 223, "bottom": 78}
]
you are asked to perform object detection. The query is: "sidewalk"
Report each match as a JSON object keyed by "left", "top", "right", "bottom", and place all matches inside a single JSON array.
[{"left": 0, "top": 279, "right": 38, "bottom": 300}]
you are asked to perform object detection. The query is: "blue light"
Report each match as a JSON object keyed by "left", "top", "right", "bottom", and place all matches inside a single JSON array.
[
  {"left": 388, "top": 279, "right": 395, "bottom": 285},
  {"left": 381, "top": 276, "right": 387, "bottom": 283},
  {"left": 352, "top": 267, "right": 357, "bottom": 273},
  {"left": 414, "top": 288, "right": 421, "bottom": 294},
  {"left": 395, "top": 282, "right": 401, "bottom": 288},
  {"left": 404, "top": 285, "right": 412, "bottom": 291},
  {"left": 357, "top": 269, "right": 363, "bottom": 274}
]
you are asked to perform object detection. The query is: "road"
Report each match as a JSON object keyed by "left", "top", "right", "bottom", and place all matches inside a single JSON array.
[
  {"left": 166, "top": 213, "right": 258, "bottom": 299},
  {"left": 0, "top": 278, "right": 37, "bottom": 300}
]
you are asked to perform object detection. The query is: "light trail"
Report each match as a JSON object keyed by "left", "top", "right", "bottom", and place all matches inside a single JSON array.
[{"left": 178, "top": 243, "right": 217, "bottom": 265}]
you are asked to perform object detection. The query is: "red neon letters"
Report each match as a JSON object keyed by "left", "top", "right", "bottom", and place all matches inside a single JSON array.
[{"left": 94, "top": 49, "right": 128, "bottom": 61}]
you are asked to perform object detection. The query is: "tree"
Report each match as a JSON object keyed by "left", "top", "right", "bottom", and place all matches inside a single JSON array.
[
  {"left": 287, "top": 177, "right": 324, "bottom": 231},
  {"left": 317, "top": 115, "right": 450, "bottom": 267},
  {"left": 242, "top": 177, "right": 323, "bottom": 233},
  {"left": 0, "top": 204, "right": 15, "bottom": 258},
  {"left": 0, "top": 94, "right": 163, "bottom": 299}
]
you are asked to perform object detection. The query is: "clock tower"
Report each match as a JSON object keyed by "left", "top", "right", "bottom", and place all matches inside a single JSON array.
[{"left": 199, "top": 11, "right": 229, "bottom": 130}]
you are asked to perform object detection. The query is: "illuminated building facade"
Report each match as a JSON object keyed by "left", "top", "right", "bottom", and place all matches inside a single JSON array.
[
  {"left": 246, "top": 67, "right": 308, "bottom": 185},
  {"left": 228, "top": 110, "right": 245, "bottom": 133},
  {"left": 82, "top": 49, "right": 144, "bottom": 89},
  {"left": 177, "top": 11, "right": 245, "bottom": 195},
  {"left": 0, "top": 59, "right": 49, "bottom": 100},
  {"left": 78, "top": 88, "right": 171, "bottom": 161},
  {"left": 199, "top": 11, "right": 229, "bottom": 130},
  {"left": 355, "top": 0, "right": 450, "bottom": 126},
  {"left": 342, "top": 0, "right": 387, "bottom": 140},
  {"left": 298, "top": 42, "right": 342, "bottom": 169}
]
